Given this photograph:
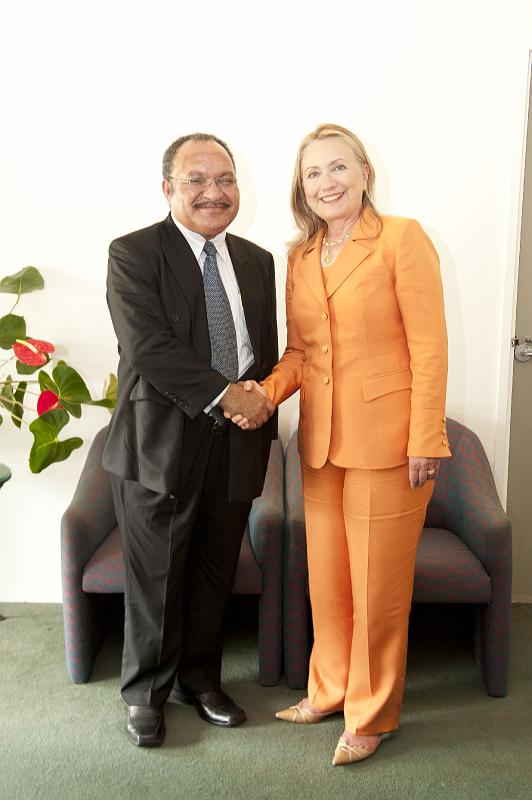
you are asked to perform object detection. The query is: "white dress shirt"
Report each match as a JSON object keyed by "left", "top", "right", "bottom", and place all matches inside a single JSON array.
[{"left": 171, "top": 214, "right": 255, "bottom": 412}]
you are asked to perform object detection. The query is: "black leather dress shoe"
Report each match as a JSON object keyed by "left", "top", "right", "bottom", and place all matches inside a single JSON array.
[
  {"left": 126, "top": 705, "right": 165, "bottom": 747},
  {"left": 173, "top": 687, "right": 246, "bottom": 727}
]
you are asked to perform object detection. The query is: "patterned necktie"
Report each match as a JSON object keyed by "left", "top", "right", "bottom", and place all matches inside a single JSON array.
[{"left": 202, "top": 240, "right": 239, "bottom": 421}]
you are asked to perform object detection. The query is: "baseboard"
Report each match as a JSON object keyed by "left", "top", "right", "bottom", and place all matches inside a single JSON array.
[
  {"left": 0, "top": 584, "right": 62, "bottom": 603},
  {"left": 512, "top": 595, "right": 532, "bottom": 603}
]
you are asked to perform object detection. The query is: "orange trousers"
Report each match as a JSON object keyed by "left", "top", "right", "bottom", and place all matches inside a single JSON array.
[{"left": 302, "top": 460, "right": 433, "bottom": 735}]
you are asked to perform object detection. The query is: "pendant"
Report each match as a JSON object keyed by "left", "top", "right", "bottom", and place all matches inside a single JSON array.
[{"left": 323, "top": 247, "right": 332, "bottom": 265}]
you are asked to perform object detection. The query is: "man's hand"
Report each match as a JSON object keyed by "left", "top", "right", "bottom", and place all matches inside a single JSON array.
[
  {"left": 219, "top": 382, "right": 275, "bottom": 430},
  {"left": 223, "top": 381, "right": 269, "bottom": 430}
]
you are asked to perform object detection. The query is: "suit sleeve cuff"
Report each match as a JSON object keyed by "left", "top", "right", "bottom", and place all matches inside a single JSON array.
[
  {"left": 203, "top": 384, "right": 230, "bottom": 414},
  {"left": 407, "top": 408, "right": 452, "bottom": 457}
]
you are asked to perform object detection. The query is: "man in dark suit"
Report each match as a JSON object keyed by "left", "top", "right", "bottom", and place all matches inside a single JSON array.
[{"left": 103, "top": 133, "right": 277, "bottom": 747}]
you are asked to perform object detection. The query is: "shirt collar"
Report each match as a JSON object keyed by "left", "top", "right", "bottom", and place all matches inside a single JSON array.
[{"left": 171, "top": 213, "right": 227, "bottom": 261}]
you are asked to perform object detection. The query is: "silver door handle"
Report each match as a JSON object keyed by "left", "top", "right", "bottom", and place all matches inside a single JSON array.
[{"left": 512, "top": 337, "right": 532, "bottom": 362}]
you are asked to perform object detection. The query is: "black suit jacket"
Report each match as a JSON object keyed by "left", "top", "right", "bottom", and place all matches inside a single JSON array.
[{"left": 102, "top": 214, "right": 278, "bottom": 502}]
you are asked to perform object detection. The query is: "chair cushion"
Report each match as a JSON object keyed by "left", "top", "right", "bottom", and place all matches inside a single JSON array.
[
  {"left": 303, "top": 527, "right": 492, "bottom": 604},
  {"left": 82, "top": 525, "right": 262, "bottom": 595},
  {"left": 413, "top": 528, "right": 492, "bottom": 603}
]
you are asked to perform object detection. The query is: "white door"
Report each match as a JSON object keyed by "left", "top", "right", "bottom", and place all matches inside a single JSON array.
[{"left": 508, "top": 64, "right": 532, "bottom": 602}]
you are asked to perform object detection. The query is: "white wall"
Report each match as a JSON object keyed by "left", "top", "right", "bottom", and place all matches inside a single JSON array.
[{"left": 1, "top": 0, "right": 531, "bottom": 602}]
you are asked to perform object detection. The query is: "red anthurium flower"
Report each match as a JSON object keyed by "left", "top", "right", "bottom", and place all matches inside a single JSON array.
[
  {"left": 13, "top": 338, "right": 55, "bottom": 366},
  {"left": 37, "top": 390, "right": 62, "bottom": 416}
]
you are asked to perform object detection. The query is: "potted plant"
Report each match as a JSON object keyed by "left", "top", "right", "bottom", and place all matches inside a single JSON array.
[{"left": 0, "top": 266, "right": 116, "bottom": 474}]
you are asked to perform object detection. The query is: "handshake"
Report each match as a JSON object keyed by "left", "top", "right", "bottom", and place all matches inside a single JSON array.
[{"left": 218, "top": 380, "right": 275, "bottom": 431}]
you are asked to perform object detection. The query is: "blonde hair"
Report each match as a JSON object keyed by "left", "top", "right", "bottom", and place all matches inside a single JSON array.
[{"left": 289, "top": 123, "right": 381, "bottom": 255}]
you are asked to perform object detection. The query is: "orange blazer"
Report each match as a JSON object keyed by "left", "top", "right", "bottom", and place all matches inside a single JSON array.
[{"left": 262, "top": 211, "right": 451, "bottom": 469}]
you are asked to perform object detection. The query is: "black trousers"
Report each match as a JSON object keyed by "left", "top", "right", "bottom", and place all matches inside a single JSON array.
[{"left": 111, "top": 417, "right": 252, "bottom": 707}]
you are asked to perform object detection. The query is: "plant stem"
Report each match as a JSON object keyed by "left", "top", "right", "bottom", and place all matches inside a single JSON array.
[
  {"left": 0, "top": 396, "right": 36, "bottom": 413},
  {"left": 4, "top": 389, "right": 42, "bottom": 398},
  {"left": 0, "top": 379, "right": 40, "bottom": 385},
  {"left": 0, "top": 380, "right": 41, "bottom": 388},
  {"left": 7, "top": 412, "right": 26, "bottom": 426},
  {"left": 8, "top": 289, "right": 22, "bottom": 315}
]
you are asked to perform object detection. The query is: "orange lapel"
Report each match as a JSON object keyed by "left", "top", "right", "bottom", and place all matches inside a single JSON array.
[
  {"left": 296, "top": 229, "right": 328, "bottom": 306},
  {"left": 324, "top": 209, "right": 380, "bottom": 299}
]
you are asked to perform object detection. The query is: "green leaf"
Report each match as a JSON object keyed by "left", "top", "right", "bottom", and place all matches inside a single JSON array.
[
  {"left": 104, "top": 373, "right": 117, "bottom": 409},
  {"left": 0, "top": 375, "right": 14, "bottom": 412},
  {"left": 16, "top": 354, "right": 50, "bottom": 375},
  {"left": 51, "top": 361, "right": 91, "bottom": 418},
  {"left": 0, "top": 314, "right": 26, "bottom": 349},
  {"left": 29, "top": 409, "right": 83, "bottom": 473},
  {"left": 90, "top": 397, "right": 116, "bottom": 408},
  {"left": 38, "top": 370, "right": 57, "bottom": 393},
  {"left": 0, "top": 267, "right": 44, "bottom": 295},
  {"left": 80, "top": 373, "right": 118, "bottom": 413},
  {"left": 0, "top": 377, "right": 26, "bottom": 427},
  {"left": 53, "top": 361, "right": 92, "bottom": 401},
  {"left": 12, "top": 381, "right": 27, "bottom": 428},
  {"left": 0, "top": 414, "right": 3, "bottom": 427}
]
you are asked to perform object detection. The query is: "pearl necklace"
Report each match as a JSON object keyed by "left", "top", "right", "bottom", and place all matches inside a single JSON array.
[{"left": 322, "top": 229, "right": 352, "bottom": 265}]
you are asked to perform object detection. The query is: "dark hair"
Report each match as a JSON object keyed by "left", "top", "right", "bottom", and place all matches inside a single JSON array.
[{"left": 162, "top": 133, "right": 236, "bottom": 179}]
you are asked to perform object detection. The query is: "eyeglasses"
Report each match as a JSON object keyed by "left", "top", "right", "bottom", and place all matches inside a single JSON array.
[{"left": 168, "top": 175, "right": 237, "bottom": 189}]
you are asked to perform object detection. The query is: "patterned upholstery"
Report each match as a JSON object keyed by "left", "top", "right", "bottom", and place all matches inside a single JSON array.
[
  {"left": 413, "top": 529, "right": 491, "bottom": 602},
  {"left": 283, "top": 418, "right": 512, "bottom": 697},
  {"left": 61, "top": 427, "right": 285, "bottom": 687}
]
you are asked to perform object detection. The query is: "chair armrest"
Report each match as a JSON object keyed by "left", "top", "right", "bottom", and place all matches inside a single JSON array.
[
  {"left": 61, "top": 427, "right": 117, "bottom": 572},
  {"left": 284, "top": 433, "right": 307, "bottom": 573},
  {"left": 248, "top": 439, "right": 285, "bottom": 561},
  {"left": 443, "top": 424, "right": 512, "bottom": 578}
]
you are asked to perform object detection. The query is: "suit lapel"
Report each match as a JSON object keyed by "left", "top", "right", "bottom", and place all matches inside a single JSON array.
[
  {"left": 159, "top": 214, "right": 212, "bottom": 362},
  {"left": 160, "top": 214, "right": 205, "bottom": 308},
  {"left": 226, "top": 234, "right": 262, "bottom": 362},
  {"left": 160, "top": 218, "right": 265, "bottom": 366},
  {"left": 324, "top": 239, "right": 372, "bottom": 298},
  {"left": 295, "top": 225, "right": 373, "bottom": 304},
  {"left": 323, "top": 210, "right": 380, "bottom": 298},
  {"left": 297, "top": 230, "right": 328, "bottom": 306}
]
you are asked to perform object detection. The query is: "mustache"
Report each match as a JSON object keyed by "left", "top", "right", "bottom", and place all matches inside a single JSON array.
[{"left": 193, "top": 200, "right": 231, "bottom": 209}]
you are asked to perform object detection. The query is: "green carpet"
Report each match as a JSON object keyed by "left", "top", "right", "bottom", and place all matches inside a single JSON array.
[{"left": 0, "top": 601, "right": 531, "bottom": 800}]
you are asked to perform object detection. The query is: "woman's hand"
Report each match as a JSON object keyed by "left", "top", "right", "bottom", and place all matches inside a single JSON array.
[
  {"left": 224, "top": 380, "right": 269, "bottom": 430},
  {"left": 408, "top": 457, "right": 440, "bottom": 489}
]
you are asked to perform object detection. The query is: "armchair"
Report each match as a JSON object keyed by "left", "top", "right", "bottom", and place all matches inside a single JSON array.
[
  {"left": 283, "top": 418, "right": 512, "bottom": 697},
  {"left": 61, "top": 427, "right": 285, "bottom": 687}
]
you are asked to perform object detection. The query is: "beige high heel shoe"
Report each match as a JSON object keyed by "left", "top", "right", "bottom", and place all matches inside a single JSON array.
[
  {"left": 275, "top": 699, "right": 336, "bottom": 724},
  {"left": 332, "top": 734, "right": 382, "bottom": 765}
]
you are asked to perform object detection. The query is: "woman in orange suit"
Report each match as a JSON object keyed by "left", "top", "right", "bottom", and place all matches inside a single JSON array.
[{"left": 230, "top": 123, "right": 451, "bottom": 765}]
